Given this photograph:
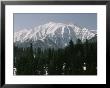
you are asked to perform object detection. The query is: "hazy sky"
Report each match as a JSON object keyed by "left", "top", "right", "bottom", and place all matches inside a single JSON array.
[{"left": 14, "top": 13, "right": 97, "bottom": 32}]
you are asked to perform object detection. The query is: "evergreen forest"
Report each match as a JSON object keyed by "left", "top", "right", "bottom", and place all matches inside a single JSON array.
[{"left": 14, "top": 39, "right": 97, "bottom": 75}]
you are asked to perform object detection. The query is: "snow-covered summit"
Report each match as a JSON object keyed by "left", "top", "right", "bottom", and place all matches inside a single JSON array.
[{"left": 14, "top": 22, "right": 96, "bottom": 48}]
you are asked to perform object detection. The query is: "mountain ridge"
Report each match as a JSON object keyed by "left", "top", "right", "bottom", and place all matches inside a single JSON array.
[{"left": 14, "top": 22, "right": 96, "bottom": 49}]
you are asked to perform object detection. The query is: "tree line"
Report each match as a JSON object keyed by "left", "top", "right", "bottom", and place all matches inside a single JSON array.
[{"left": 14, "top": 39, "right": 97, "bottom": 75}]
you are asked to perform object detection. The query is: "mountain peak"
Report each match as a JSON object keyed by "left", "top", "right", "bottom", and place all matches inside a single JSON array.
[
  {"left": 48, "top": 21, "right": 56, "bottom": 24},
  {"left": 14, "top": 22, "right": 96, "bottom": 48},
  {"left": 47, "top": 21, "right": 63, "bottom": 25}
]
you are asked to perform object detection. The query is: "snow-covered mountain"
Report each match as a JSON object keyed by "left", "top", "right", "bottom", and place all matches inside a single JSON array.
[{"left": 14, "top": 22, "right": 96, "bottom": 49}]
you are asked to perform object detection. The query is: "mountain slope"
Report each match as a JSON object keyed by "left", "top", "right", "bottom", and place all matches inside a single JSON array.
[{"left": 14, "top": 22, "right": 96, "bottom": 49}]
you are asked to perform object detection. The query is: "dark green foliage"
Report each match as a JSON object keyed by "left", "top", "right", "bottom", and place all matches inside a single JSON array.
[{"left": 14, "top": 39, "right": 97, "bottom": 75}]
